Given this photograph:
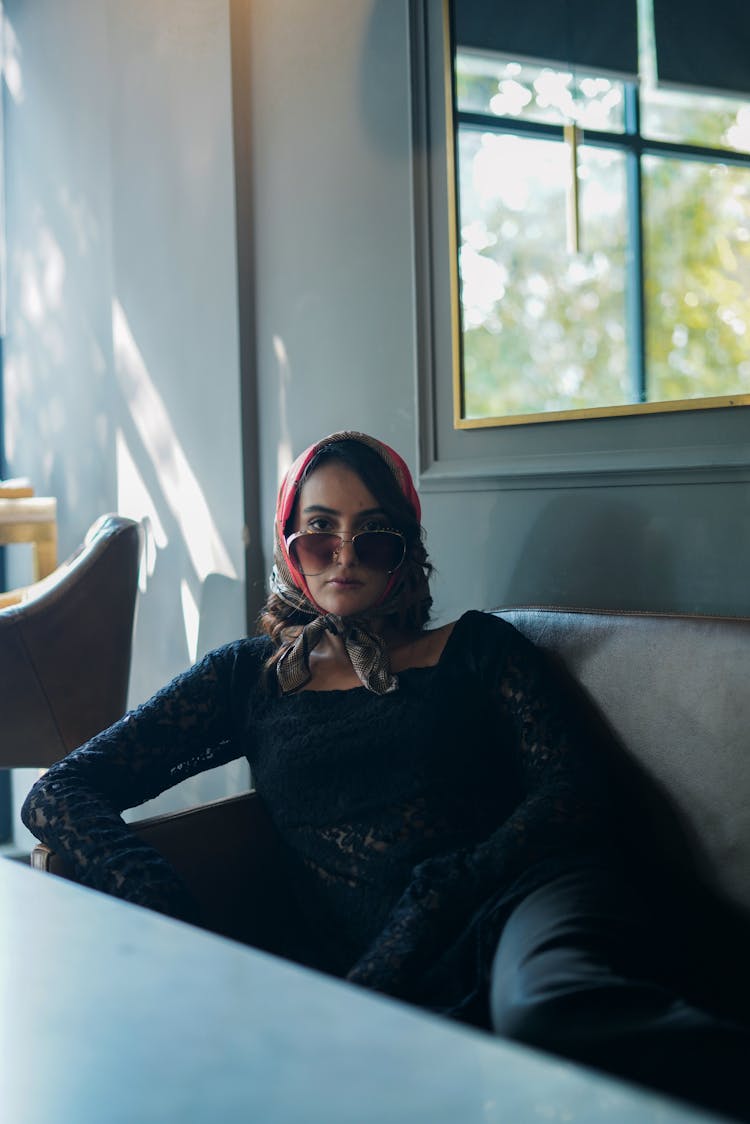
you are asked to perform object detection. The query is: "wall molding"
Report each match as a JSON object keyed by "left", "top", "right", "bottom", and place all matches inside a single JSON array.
[{"left": 420, "top": 444, "right": 750, "bottom": 492}]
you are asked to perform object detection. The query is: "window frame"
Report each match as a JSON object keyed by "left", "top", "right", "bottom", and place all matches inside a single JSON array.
[
  {"left": 453, "top": 50, "right": 750, "bottom": 429},
  {"left": 409, "top": 0, "right": 750, "bottom": 491}
]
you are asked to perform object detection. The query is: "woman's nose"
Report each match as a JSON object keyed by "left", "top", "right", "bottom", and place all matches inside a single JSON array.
[{"left": 334, "top": 537, "right": 358, "bottom": 565}]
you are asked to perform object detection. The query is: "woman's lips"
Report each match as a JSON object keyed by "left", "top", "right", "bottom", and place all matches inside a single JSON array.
[{"left": 327, "top": 578, "right": 363, "bottom": 587}]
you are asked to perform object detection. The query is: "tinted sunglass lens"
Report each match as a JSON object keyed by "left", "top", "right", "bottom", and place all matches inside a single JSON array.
[
  {"left": 290, "top": 533, "right": 338, "bottom": 574},
  {"left": 290, "top": 531, "right": 405, "bottom": 574},
  {"left": 356, "top": 532, "right": 404, "bottom": 570}
]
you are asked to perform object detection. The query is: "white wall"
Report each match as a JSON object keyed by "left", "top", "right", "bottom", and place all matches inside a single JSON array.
[
  {"left": 3, "top": 0, "right": 249, "bottom": 840},
  {"left": 246, "top": 0, "right": 419, "bottom": 537}
]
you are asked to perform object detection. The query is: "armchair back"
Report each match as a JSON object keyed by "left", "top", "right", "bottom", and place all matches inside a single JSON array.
[{"left": 1, "top": 514, "right": 142, "bottom": 767}]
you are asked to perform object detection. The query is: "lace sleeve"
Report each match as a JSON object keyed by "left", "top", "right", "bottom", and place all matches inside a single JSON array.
[
  {"left": 21, "top": 641, "right": 253, "bottom": 921},
  {"left": 347, "top": 614, "right": 611, "bottom": 995}
]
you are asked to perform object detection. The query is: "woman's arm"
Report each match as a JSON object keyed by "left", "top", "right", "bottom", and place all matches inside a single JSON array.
[
  {"left": 22, "top": 640, "right": 257, "bottom": 921},
  {"left": 348, "top": 613, "right": 612, "bottom": 994},
  {"left": 472, "top": 615, "right": 610, "bottom": 877}
]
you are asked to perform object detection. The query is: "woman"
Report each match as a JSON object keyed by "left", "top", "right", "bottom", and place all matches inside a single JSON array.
[{"left": 22, "top": 431, "right": 750, "bottom": 1117}]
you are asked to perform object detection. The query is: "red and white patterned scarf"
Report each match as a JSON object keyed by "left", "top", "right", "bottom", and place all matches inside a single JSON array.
[{"left": 270, "top": 431, "right": 421, "bottom": 695}]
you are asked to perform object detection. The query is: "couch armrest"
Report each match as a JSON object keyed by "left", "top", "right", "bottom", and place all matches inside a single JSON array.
[{"left": 30, "top": 790, "right": 288, "bottom": 947}]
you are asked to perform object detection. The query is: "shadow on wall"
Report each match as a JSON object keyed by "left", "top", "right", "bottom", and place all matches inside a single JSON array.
[{"left": 501, "top": 493, "right": 676, "bottom": 611}]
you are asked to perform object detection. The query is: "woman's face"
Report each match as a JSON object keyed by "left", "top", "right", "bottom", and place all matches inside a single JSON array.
[{"left": 289, "top": 461, "right": 393, "bottom": 616}]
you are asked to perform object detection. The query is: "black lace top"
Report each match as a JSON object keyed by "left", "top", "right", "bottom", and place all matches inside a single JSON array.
[{"left": 22, "top": 611, "right": 609, "bottom": 1024}]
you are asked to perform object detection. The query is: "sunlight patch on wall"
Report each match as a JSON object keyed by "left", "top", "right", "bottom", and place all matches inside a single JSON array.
[
  {"left": 273, "top": 334, "right": 293, "bottom": 485},
  {"left": 2, "top": 352, "right": 26, "bottom": 462},
  {"left": 2, "top": 10, "right": 25, "bottom": 104},
  {"left": 180, "top": 578, "right": 200, "bottom": 663},
  {"left": 19, "top": 249, "right": 44, "bottom": 325},
  {"left": 18, "top": 225, "right": 66, "bottom": 326},
  {"left": 116, "top": 427, "right": 167, "bottom": 592},
  {"left": 112, "top": 298, "right": 237, "bottom": 582}
]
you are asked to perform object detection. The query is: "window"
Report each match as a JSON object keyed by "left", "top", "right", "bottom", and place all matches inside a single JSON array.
[{"left": 452, "top": 0, "right": 750, "bottom": 425}]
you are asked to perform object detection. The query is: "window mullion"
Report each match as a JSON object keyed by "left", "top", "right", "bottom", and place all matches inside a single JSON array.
[{"left": 624, "top": 84, "right": 647, "bottom": 403}]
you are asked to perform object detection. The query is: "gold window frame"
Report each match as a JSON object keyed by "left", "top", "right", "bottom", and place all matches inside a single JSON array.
[{"left": 443, "top": 0, "right": 750, "bottom": 430}]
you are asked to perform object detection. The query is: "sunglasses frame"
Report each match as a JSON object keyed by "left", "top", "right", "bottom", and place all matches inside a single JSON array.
[{"left": 286, "top": 528, "right": 407, "bottom": 576}]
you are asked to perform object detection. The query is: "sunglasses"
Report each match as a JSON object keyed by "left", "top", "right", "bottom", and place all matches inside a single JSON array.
[{"left": 286, "top": 529, "right": 406, "bottom": 576}]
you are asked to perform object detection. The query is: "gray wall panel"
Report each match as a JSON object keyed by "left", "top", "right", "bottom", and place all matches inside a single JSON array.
[
  {"left": 246, "top": 0, "right": 418, "bottom": 560},
  {"left": 4, "top": 0, "right": 248, "bottom": 835},
  {"left": 246, "top": 0, "right": 749, "bottom": 626}
]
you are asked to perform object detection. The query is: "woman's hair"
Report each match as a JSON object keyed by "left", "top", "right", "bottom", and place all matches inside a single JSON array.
[{"left": 258, "top": 439, "right": 433, "bottom": 662}]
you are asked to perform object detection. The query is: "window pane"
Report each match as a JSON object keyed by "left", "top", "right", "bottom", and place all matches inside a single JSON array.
[
  {"left": 456, "top": 51, "right": 626, "bottom": 133},
  {"left": 637, "top": 0, "right": 750, "bottom": 154},
  {"left": 641, "top": 86, "right": 750, "bottom": 155},
  {"left": 643, "top": 156, "right": 750, "bottom": 400},
  {"left": 458, "top": 129, "right": 629, "bottom": 418}
]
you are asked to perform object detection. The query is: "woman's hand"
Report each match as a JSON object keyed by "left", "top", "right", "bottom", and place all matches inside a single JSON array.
[{"left": 346, "top": 849, "right": 480, "bottom": 995}]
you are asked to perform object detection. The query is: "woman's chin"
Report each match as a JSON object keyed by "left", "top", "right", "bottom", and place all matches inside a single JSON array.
[{"left": 313, "top": 581, "right": 386, "bottom": 617}]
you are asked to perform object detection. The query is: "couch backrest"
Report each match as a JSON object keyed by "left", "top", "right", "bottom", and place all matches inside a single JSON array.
[{"left": 495, "top": 607, "right": 750, "bottom": 921}]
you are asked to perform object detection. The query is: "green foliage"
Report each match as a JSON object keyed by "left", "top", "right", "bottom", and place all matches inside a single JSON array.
[{"left": 643, "top": 154, "right": 750, "bottom": 401}]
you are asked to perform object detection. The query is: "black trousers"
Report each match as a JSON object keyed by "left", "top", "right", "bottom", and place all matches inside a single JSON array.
[{"left": 489, "top": 862, "right": 750, "bottom": 1120}]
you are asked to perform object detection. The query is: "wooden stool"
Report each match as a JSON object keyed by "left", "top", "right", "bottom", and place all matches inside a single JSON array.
[
  {"left": 0, "top": 496, "right": 58, "bottom": 582},
  {"left": 0, "top": 478, "right": 34, "bottom": 499}
]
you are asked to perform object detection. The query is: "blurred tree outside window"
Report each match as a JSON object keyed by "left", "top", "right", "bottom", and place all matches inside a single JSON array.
[{"left": 454, "top": 2, "right": 750, "bottom": 423}]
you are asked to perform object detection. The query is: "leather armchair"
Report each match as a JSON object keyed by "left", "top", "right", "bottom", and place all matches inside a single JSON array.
[
  {"left": 1, "top": 513, "right": 142, "bottom": 768},
  {"left": 31, "top": 790, "right": 289, "bottom": 950}
]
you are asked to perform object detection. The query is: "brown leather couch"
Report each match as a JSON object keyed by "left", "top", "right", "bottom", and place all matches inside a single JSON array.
[
  {"left": 31, "top": 606, "right": 750, "bottom": 952},
  {"left": 500, "top": 607, "right": 750, "bottom": 927}
]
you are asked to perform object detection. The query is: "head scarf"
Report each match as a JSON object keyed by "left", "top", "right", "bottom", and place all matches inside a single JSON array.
[{"left": 269, "top": 431, "right": 422, "bottom": 694}]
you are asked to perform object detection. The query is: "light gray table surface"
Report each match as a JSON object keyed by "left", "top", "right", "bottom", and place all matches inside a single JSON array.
[{"left": 0, "top": 858, "right": 723, "bottom": 1124}]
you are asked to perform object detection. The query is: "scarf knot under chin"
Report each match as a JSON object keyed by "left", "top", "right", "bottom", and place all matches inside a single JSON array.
[{"left": 276, "top": 610, "right": 398, "bottom": 695}]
